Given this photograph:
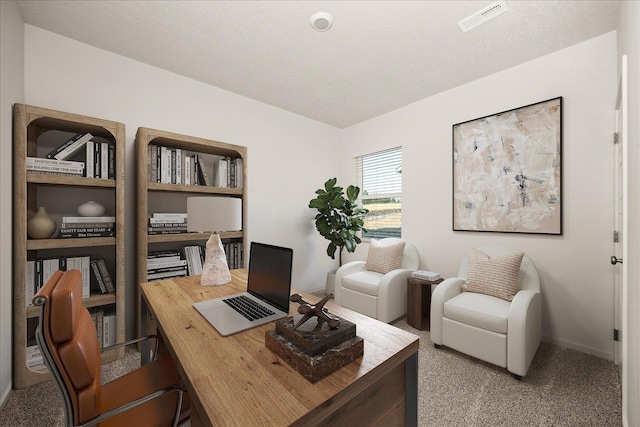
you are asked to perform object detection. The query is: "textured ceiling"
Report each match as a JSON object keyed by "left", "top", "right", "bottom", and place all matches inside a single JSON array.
[{"left": 16, "top": 1, "right": 620, "bottom": 128}]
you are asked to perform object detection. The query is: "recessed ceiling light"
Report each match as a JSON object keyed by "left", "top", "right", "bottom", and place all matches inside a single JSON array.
[{"left": 310, "top": 12, "right": 333, "bottom": 32}]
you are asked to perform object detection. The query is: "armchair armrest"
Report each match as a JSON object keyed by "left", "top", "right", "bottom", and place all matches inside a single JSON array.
[
  {"left": 334, "top": 261, "right": 366, "bottom": 304},
  {"left": 507, "top": 289, "right": 541, "bottom": 377},
  {"left": 430, "top": 278, "right": 465, "bottom": 345},
  {"left": 377, "top": 268, "right": 415, "bottom": 323}
]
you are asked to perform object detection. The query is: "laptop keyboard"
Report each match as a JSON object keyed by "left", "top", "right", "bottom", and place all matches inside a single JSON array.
[{"left": 223, "top": 295, "right": 276, "bottom": 322}]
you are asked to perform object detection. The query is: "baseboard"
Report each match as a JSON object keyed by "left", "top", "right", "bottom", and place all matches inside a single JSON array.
[
  {"left": 0, "top": 382, "right": 11, "bottom": 411},
  {"left": 542, "top": 335, "right": 613, "bottom": 361}
]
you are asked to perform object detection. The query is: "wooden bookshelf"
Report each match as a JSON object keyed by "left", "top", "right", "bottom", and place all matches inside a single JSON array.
[
  {"left": 135, "top": 127, "right": 247, "bottom": 339},
  {"left": 13, "top": 104, "right": 126, "bottom": 388}
]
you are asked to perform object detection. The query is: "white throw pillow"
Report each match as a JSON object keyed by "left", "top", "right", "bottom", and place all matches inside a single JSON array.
[
  {"left": 462, "top": 248, "right": 524, "bottom": 301},
  {"left": 364, "top": 239, "right": 406, "bottom": 274}
]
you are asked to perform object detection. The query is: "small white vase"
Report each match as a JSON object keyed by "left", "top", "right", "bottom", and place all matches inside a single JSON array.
[
  {"left": 27, "top": 207, "right": 57, "bottom": 239},
  {"left": 78, "top": 201, "right": 105, "bottom": 217}
]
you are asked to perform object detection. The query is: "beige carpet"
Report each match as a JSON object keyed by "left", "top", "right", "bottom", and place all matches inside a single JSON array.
[{"left": 0, "top": 321, "right": 622, "bottom": 426}]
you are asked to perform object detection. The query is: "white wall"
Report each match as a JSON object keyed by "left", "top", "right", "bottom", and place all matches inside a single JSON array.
[
  {"left": 0, "top": 0, "right": 24, "bottom": 404},
  {"left": 617, "top": 2, "right": 640, "bottom": 425},
  {"left": 23, "top": 25, "right": 342, "bottom": 338},
  {"left": 341, "top": 32, "right": 618, "bottom": 359}
]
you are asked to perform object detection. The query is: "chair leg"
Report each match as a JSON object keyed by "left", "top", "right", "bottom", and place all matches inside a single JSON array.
[{"left": 512, "top": 373, "right": 522, "bottom": 381}]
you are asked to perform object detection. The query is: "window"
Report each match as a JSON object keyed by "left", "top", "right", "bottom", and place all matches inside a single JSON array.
[{"left": 355, "top": 147, "right": 402, "bottom": 239}]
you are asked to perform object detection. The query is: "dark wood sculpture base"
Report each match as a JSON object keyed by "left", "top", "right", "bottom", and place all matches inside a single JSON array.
[{"left": 265, "top": 315, "right": 364, "bottom": 383}]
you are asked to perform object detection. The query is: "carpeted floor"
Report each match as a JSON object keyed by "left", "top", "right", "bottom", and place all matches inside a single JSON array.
[{"left": 0, "top": 319, "right": 622, "bottom": 426}]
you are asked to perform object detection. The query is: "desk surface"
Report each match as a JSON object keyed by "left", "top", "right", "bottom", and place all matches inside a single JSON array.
[{"left": 141, "top": 269, "right": 419, "bottom": 426}]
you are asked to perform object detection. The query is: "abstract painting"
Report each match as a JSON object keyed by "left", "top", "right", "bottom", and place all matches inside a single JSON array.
[{"left": 452, "top": 97, "right": 562, "bottom": 234}]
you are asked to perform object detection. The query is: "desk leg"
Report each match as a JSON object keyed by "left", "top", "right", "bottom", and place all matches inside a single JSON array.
[
  {"left": 405, "top": 351, "right": 418, "bottom": 427},
  {"left": 140, "top": 296, "right": 150, "bottom": 365}
]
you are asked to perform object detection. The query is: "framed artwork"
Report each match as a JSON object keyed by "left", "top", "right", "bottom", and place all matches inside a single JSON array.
[{"left": 452, "top": 97, "right": 562, "bottom": 234}]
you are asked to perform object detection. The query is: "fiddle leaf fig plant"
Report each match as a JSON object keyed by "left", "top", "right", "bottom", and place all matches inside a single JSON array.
[{"left": 309, "top": 177, "right": 369, "bottom": 266}]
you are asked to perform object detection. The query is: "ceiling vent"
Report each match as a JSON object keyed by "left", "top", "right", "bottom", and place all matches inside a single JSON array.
[{"left": 458, "top": 1, "right": 508, "bottom": 33}]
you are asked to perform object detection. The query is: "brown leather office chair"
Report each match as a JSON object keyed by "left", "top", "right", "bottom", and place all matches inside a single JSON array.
[{"left": 32, "top": 269, "right": 190, "bottom": 427}]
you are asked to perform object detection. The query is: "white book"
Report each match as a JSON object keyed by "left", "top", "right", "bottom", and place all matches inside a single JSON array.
[
  {"left": 151, "top": 213, "right": 187, "bottom": 219},
  {"left": 62, "top": 216, "right": 116, "bottom": 223},
  {"left": 26, "top": 260, "right": 35, "bottom": 307},
  {"left": 234, "top": 158, "right": 243, "bottom": 188},
  {"left": 26, "top": 157, "right": 84, "bottom": 168},
  {"left": 147, "top": 269, "right": 188, "bottom": 280},
  {"left": 100, "top": 142, "right": 108, "bottom": 179},
  {"left": 85, "top": 140, "right": 94, "bottom": 178},
  {"left": 184, "top": 155, "right": 191, "bottom": 185},
  {"left": 175, "top": 149, "right": 182, "bottom": 185},
  {"left": 149, "top": 217, "right": 187, "bottom": 224},
  {"left": 52, "top": 133, "right": 93, "bottom": 160},
  {"left": 146, "top": 259, "right": 187, "bottom": 270},
  {"left": 26, "top": 164, "right": 84, "bottom": 173},
  {"left": 81, "top": 256, "right": 91, "bottom": 298},
  {"left": 214, "top": 158, "right": 228, "bottom": 187}
]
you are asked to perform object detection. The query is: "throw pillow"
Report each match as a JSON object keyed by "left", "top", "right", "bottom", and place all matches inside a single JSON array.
[
  {"left": 364, "top": 239, "right": 406, "bottom": 274},
  {"left": 462, "top": 248, "right": 524, "bottom": 301}
]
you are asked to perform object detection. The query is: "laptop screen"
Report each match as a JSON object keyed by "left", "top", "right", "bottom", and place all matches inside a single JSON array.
[{"left": 247, "top": 242, "right": 293, "bottom": 313}]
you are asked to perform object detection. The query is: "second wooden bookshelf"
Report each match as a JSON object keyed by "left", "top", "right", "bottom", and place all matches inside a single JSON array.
[{"left": 135, "top": 127, "right": 248, "bottom": 339}]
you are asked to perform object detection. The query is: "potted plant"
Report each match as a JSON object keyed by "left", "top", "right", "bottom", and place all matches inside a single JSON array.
[{"left": 309, "top": 177, "right": 369, "bottom": 268}]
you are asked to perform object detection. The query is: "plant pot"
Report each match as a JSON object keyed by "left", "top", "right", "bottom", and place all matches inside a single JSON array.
[{"left": 325, "top": 270, "right": 337, "bottom": 296}]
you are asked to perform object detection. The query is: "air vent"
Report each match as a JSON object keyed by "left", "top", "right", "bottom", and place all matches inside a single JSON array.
[{"left": 458, "top": 1, "right": 508, "bottom": 33}]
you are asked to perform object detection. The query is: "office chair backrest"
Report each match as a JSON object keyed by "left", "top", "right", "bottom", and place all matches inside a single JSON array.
[{"left": 33, "top": 269, "right": 102, "bottom": 425}]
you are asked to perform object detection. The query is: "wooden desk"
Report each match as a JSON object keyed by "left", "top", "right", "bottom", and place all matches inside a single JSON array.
[{"left": 140, "top": 269, "right": 419, "bottom": 426}]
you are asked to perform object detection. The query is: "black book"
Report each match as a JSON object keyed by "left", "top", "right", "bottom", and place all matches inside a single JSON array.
[
  {"left": 90, "top": 260, "right": 107, "bottom": 294},
  {"left": 45, "top": 133, "right": 90, "bottom": 160},
  {"left": 96, "top": 259, "right": 115, "bottom": 294},
  {"left": 108, "top": 143, "right": 115, "bottom": 179}
]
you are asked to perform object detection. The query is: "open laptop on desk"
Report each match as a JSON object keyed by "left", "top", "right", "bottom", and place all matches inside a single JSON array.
[{"left": 193, "top": 242, "right": 293, "bottom": 336}]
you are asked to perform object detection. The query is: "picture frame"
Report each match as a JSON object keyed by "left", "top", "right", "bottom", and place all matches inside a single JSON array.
[{"left": 452, "top": 97, "right": 562, "bottom": 234}]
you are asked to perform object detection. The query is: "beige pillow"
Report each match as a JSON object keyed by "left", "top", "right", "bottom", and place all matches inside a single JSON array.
[
  {"left": 364, "top": 239, "right": 406, "bottom": 274},
  {"left": 462, "top": 248, "right": 524, "bottom": 301}
]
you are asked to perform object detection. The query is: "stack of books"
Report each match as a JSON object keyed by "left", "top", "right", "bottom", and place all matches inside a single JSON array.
[
  {"left": 147, "top": 213, "right": 187, "bottom": 235},
  {"left": 26, "top": 338, "right": 45, "bottom": 371},
  {"left": 59, "top": 216, "right": 116, "bottom": 239},
  {"left": 146, "top": 250, "right": 188, "bottom": 281},
  {"left": 89, "top": 307, "right": 117, "bottom": 348},
  {"left": 26, "top": 156, "right": 84, "bottom": 176},
  {"left": 182, "top": 245, "right": 205, "bottom": 276},
  {"left": 90, "top": 258, "right": 115, "bottom": 294}
]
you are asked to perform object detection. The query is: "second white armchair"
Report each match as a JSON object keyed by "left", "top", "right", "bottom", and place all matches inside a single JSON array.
[{"left": 334, "top": 238, "right": 419, "bottom": 323}]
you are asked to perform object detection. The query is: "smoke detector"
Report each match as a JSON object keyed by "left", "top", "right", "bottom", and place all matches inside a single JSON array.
[
  {"left": 310, "top": 12, "right": 333, "bottom": 32},
  {"left": 458, "top": 1, "right": 508, "bottom": 33}
]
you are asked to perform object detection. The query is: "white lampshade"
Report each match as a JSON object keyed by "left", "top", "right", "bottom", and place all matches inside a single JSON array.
[{"left": 187, "top": 197, "right": 242, "bottom": 233}]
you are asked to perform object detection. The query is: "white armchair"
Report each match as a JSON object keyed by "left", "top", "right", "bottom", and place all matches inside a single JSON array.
[
  {"left": 334, "top": 238, "right": 419, "bottom": 323},
  {"left": 431, "top": 246, "right": 541, "bottom": 379}
]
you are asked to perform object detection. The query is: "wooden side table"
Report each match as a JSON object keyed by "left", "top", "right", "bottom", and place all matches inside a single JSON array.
[{"left": 407, "top": 276, "right": 444, "bottom": 331}]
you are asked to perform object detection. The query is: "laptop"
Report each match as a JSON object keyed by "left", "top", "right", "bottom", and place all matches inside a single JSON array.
[{"left": 193, "top": 242, "right": 293, "bottom": 336}]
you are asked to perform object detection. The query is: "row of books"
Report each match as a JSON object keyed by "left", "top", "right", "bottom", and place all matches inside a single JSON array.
[
  {"left": 146, "top": 241, "right": 243, "bottom": 281},
  {"left": 89, "top": 306, "right": 117, "bottom": 349},
  {"left": 27, "top": 132, "right": 115, "bottom": 179},
  {"left": 25, "top": 338, "right": 45, "bottom": 371},
  {"left": 148, "top": 212, "right": 187, "bottom": 235},
  {"left": 60, "top": 215, "right": 116, "bottom": 239},
  {"left": 147, "top": 144, "right": 243, "bottom": 188},
  {"left": 25, "top": 256, "right": 115, "bottom": 307}
]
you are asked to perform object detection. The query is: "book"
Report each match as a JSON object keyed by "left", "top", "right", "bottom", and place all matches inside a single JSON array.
[
  {"left": 62, "top": 216, "right": 116, "bottom": 223},
  {"left": 90, "top": 260, "right": 107, "bottom": 294},
  {"left": 147, "top": 250, "right": 182, "bottom": 260},
  {"left": 94, "top": 142, "right": 101, "bottom": 178},
  {"left": 25, "top": 260, "right": 35, "bottom": 307},
  {"left": 184, "top": 155, "right": 191, "bottom": 185},
  {"left": 148, "top": 145, "right": 158, "bottom": 182},
  {"left": 81, "top": 256, "right": 91, "bottom": 298},
  {"left": 151, "top": 212, "right": 188, "bottom": 219},
  {"left": 214, "top": 158, "right": 228, "bottom": 187},
  {"left": 59, "top": 229, "right": 116, "bottom": 238},
  {"left": 108, "top": 143, "right": 115, "bottom": 179},
  {"left": 96, "top": 259, "right": 115, "bottom": 293},
  {"left": 26, "top": 157, "right": 84, "bottom": 168},
  {"left": 100, "top": 142, "right": 108, "bottom": 179},
  {"left": 197, "top": 156, "right": 211, "bottom": 186},
  {"left": 85, "top": 140, "right": 94, "bottom": 178},
  {"left": 147, "top": 269, "right": 188, "bottom": 280},
  {"left": 60, "top": 222, "right": 115, "bottom": 229},
  {"left": 46, "top": 132, "right": 93, "bottom": 160},
  {"left": 103, "top": 308, "right": 117, "bottom": 347},
  {"left": 146, "top": 259, "right": 187, "bottom": 270},
  {"left": 26, "top": 163, "right": 84, "bottom": 174}
]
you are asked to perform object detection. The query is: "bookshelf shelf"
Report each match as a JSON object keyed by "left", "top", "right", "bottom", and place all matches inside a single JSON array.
[
  {"left": 13, "top": 104, "right": 126, "bottom": 389},
  {"left": 135, "top": 127, "right": 247, "bottom": 339}
]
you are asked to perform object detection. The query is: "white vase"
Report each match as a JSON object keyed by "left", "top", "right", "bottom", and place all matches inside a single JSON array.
[
  {"left": 27, "top": 207, "right": 57, "bottom": 239},
  {"left": 78, "top": 200, "right": 105, "bottom": 217}
]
